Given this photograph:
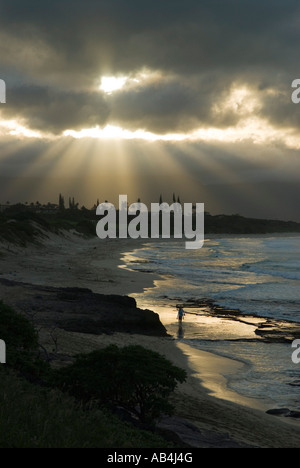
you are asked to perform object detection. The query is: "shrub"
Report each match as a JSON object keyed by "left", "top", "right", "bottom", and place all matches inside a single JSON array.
[
  {"left": 53, "top": 345, "right": 187, "bottom": 423},
  {"left": 0, "top": 301, "right": 38, "bottom": 351},
  {"left": 0, "top": 301, "right": 50, "bottom": 381},
  {"left": 0, "top": 370, "right": 175, "bottom": 448}
]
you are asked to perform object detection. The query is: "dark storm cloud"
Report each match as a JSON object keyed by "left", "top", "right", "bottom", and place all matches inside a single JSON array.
[
  {"left": 109, "top": 74, "right": 239, "bottom": 133},
  {"left": 110, "top": 80, "right": 201, "bottom": 134},
  {"left": 1, "top": 0, "right": 300, "bottom": 133},
  {"left": 259, "top": 83, "right": 300, "bottom": 129},
  {"left": 1, "top": 85, "right": 109, "bottom": 134},
  {"left": 1, "top": 0, "right": 299, "bottom": 74}
]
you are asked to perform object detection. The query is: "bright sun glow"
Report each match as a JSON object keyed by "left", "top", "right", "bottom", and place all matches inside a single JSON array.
[
  {"left": 2, "top": 113, "right": 300, "bottom": 150},
  {"left": 62, "top": 119, "right": 300, "bottom": 149},
  {"left": 0, "top": 117, "right": 43, "bottom": 139},
  {"left": 100, "top": 76, "right": 128, "bottom": 94}
]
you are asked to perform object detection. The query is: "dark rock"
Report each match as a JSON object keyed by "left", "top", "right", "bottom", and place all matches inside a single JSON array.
[
  {"left": 56, "top": 287, "right": 137, "bottom": 308},
  {"left": 266, "top": 408, "right": 300, "bottom": 419},
  {"left": 266, "top": 408, "right": 291, "bottom": 416},
  {"left": 288, "top": 380, "right": 300, "bottom": 387},
  {"left": 0, "top": 278, "right": 167, "bottom": 337},
  {"left": 286, "top": 411, "right": 300, "bottom": 419},
  {"left": 59, "top": 307, "right": 166, "bottom": 336}
]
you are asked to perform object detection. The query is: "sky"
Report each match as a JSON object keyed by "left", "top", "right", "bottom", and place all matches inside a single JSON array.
[{"left": 0, "top": 0, "right": 300, "bottom": 220}]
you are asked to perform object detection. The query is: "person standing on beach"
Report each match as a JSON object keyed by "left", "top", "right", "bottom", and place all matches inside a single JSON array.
[{"left": 177, "top": 307, "right": 185, "bottom": 322}]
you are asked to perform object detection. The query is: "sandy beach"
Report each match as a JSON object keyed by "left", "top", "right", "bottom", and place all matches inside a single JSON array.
[{"left": 1, "top": 231, "right": 300, "bottom": 448}]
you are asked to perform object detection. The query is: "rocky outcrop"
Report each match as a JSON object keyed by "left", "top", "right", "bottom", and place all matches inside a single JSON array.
[
  {"left": 266, "top": 408, "right": 300, "bottom": 419},
  {"left": 0, "top": 279, "right": 167, "bottom": 337}
]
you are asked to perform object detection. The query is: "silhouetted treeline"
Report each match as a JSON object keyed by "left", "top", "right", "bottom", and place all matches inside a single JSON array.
[{"left": 1, "top": 203, "right": 300, "bottom": 246}]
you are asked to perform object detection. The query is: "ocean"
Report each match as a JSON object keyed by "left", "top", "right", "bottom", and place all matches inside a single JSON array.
[{"left": 122, "top": 234, "right": 300, "bottom": 412}]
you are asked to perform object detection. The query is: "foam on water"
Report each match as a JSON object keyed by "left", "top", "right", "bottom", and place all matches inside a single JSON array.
[{"left": 125, "top": 235, "right": 300, "bottom": 322}]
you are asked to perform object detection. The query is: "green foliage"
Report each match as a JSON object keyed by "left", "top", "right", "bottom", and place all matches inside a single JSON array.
[
  {"left": 0, "top": 304, "right": 177, "bottom": 447},
  {"left": 0, "top": 301, "right": 38, "bottom": 350},
  {"left": 0, "top": 370, "right": 174, "bottom": 448},
  {"left": 53, "top": 345, "right": 187, "bottom": 423},
  {"left": 0, "top": 301, "right": 50, "bottom": 380}
]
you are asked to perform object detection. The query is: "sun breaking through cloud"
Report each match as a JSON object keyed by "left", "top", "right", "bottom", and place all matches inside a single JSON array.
[{"left": 0, "top": 1, "right": 300, "bottom": 220}]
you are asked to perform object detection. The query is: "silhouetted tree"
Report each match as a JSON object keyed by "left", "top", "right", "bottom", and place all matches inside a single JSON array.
[
  {"left": 68, "top": 197, "right": 78, "bottom": 210},
  {"left": 59, "top": 193, "right": 65, "bottom": 211}
]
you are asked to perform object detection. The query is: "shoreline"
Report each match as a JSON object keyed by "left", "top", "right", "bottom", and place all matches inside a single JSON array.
[{"left": 1, "top": 232, "right": 300, "bottom": 447}]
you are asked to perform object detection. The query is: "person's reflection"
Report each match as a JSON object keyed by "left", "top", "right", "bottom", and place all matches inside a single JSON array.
[{"left": 177, "top": 323, "right": 184, "bottom": 339}]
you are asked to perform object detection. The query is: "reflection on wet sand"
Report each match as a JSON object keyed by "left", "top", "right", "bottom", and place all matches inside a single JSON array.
[{"left": 177, "top": 323, "right": 184, "bottom": 339}]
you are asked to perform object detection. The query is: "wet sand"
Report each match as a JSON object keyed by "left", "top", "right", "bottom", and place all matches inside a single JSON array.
[{"left": 1, "top": 232, "right": 300, "bottom": 447}]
